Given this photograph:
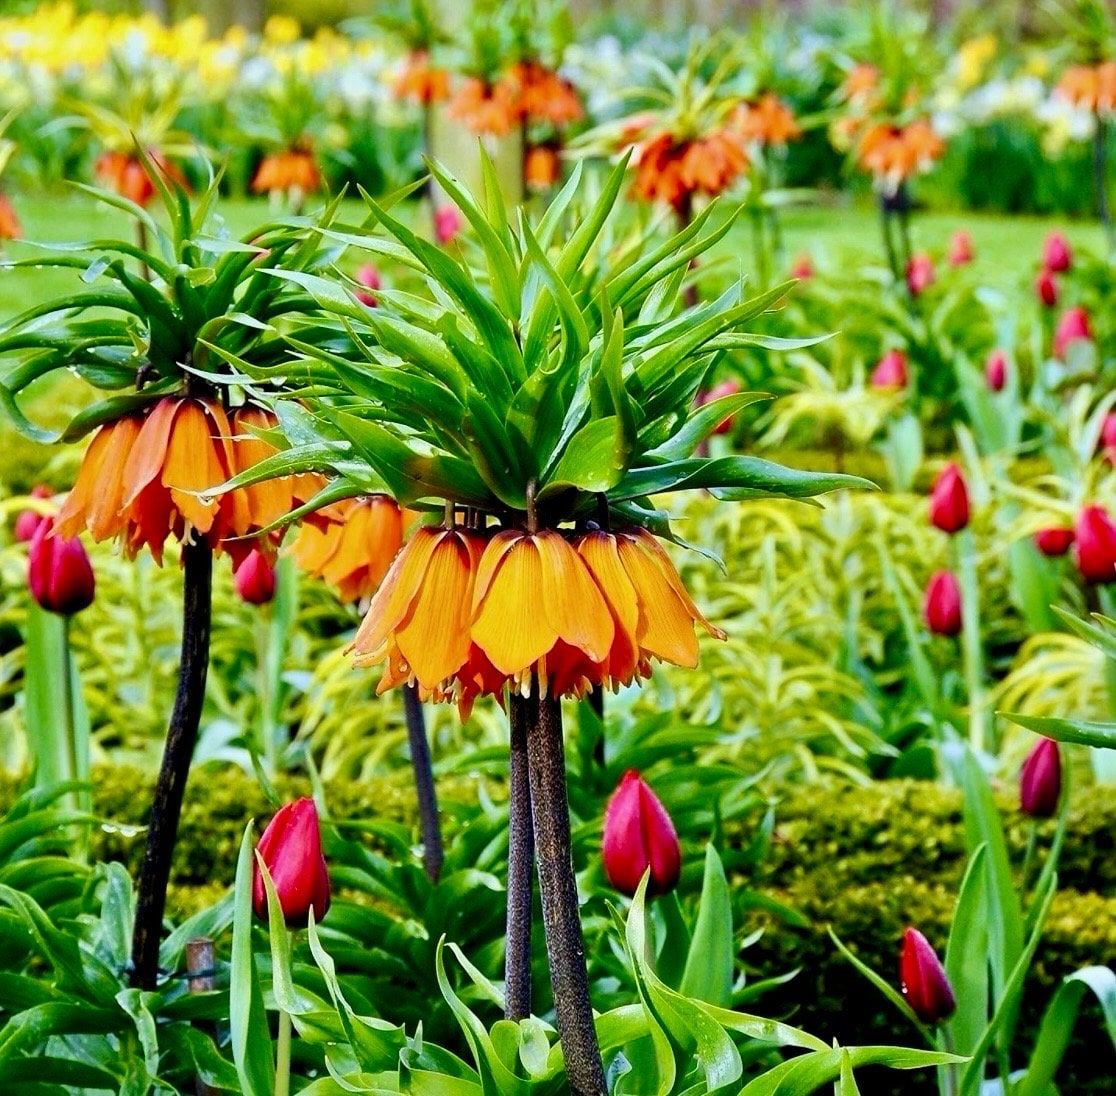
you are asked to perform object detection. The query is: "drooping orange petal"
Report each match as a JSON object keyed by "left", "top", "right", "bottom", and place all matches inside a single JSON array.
[
  {"left": 160, "top": 401, "right": 226, "bottom": 533},
  {"left": 535, "top": 530, "right": 613, "bottom": 663},
  {"left": 633, "top": 529, "right": 726, "bottom": 640},
  {"left": 122, "top": 398, "right": 179, "bottom": 506},
  {"left": 617, "top": 534, "right": 700, "bottom": 667}
]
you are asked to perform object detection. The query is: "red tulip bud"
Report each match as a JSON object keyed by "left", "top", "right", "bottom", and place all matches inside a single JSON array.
[
  {"left": 906, "top": 253, "right": 936, "bottom": 296},
  {"left": 1102, "top": 412, "right": 1116, "bottom": 452},
  {"left": 1074, "top": 504, "right": 1116, "bottom": 583},
  {"left": 699, "top": 378, "right": 742, "bottom": 435},
  {"left": 1034, "top": 269, "right": 1058, "bottom": 308},
  {"left": 924, "top": 570, "right": 962, "bottom": 636},
  {"left": 434, "top": 204, "right": 462, "bottom": 245},
  {"left": 1020, "top": 737, "right": 1061, "bottom": 818},
  {"left": 235, "top": 548, "right": 277, "bottom": 605},
  {"left": 1034, "top": 526, "right": 1074, "bottom": 557},
  {"left": 252, "top": 798, "right": 331, "bottom": 927},
  {"left": 14, "top": 485, "right": 53, "bottom": 543},
  {"left": 948, "top": 230, "right": 973, "bottom": 267},
  {"left": 602, "top": 770, "right": 681, "bottom": 897},
  {"left": 1053, "top": 307, "right": 1091, "bottom": 360},
  {"left": 355, "top": 263, "right": 381, "bottom": 307},
  {"left": 900, "top": 928, "right": 956, "bottom": 1024},
  {"left": 984, "top": 350, "right": 1007, "bottom": 392},
  {"left": 27, "top": 519, "right": 95, "bottom": 616},
  {"left": 871, "top": 349, "right": 908, "bottom": 389},
  {"left": 1042, "top": 231, "right": 1072, "bottom": 273},
  {"left": 929, "top": 463, "right": 970, "bottom": 534},
  {"left": 791, "top": 253, "right": 814, "bottom": 280}
]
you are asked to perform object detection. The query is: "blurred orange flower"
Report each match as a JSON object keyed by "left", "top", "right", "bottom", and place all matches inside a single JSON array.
[
  {"left": 94, "top": 150, "right": 185, "bottom": 207},
  {"left": 633, "top": 129, "right": 748, "bottom": 213},
  {"left": 508, "top": 60, "right": 583, "bottom": 126},
  {"left": 393, "top": 49, "right": 450, "bottom": 105},
  {"left": 252, "top": 147, "right": 320, "bottom": 196},
  {"left": 733, "top": 93, "right": 801, "bottom": 146},
  {"left": 1057, "top": 62, "right": 1116, "bottom": 114},
  {"left": 448, "top": 76, "right": 520, "bottom": 136}
]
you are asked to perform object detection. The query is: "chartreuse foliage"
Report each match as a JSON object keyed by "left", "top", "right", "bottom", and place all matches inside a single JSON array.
[{"left": 215, "top": 152, "right": 868, "bottom": 533}]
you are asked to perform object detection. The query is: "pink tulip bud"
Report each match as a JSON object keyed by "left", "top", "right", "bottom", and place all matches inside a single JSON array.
[
  {"left": 602, "top": 770, "right": 681, "bottom": 897},
  {"left": 923, "top": 571, "right": 962, "bottom": 636},
  {"left": 929, "top": 463, "right": 970, "bottom": 534},
  {"left": 1042, "top": 231, "right": 1072, "bottom": 273},
  {"left": 906, "top": 253, "right": 936, "bottom": 296},
  {"left": 252, "top": 798, "right": 331, "bottom": 927},
  {"left": 355, "top": 263, "right": 381, "bottom": 307},
  {"left": 1020, "top": 737, "right": 1061, "bottom": 818},
  {"left": 791, "top": 253, "right": 814, "bottom": 280},
  {"left": 14, "top": 485, "right": 53, "bottom": 543},
  {"left": 948, "top": 230, "right": 973, "bottom": 267},
  {"left": 434, "top": 204, "right": 462, "bottom": 245},
  {"left": 235, "top": 548, "right": 277, "bottom": 605},
  {"left": 1035, "top": 269, "right": 1059, "bottom": 309},
  {"left": 871, "top": 349, "right": 908, "bottom": 389},
  {"left": 1034, "top": 526, "right": 1074, "bottom": 557},
  {"left": 985, "top": 350, "right": 1007, "bottom": 392},
  {"left": 27, "top": 518, "right": 95, "bottom": 616},
  {"left": 900, "top": 928, "right": 956, "bottom": 1024},
  {"left": 1054, "top": 307, "right": 1091, "bottom": 360},
  {"left": 1074, "top": 504, "right": 1116, "bottom": 583}
]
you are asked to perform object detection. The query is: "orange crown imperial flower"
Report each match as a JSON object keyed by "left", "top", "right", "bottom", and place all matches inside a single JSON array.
[
  {"left": 508, "top": 61, "right": 584, "bottom": 127},
  {"left": 448, "top": 76, "right": 521, "bottom": 136},
  {"left": 856, "top": 120, "right": 944, "bottom": 190},
  {"left": 55, "top": 398, "right": 317, "bottom": 563},
  {"left": 733, "top": 93, "right": 801, "bottom": 147},
  {"left": 291, "top": 494, "right": 407, "bottom": 603},
  {"left": 252, "top": 147, "right": 321, "bottom": 197},
  {"left": 94, "top": 150, "right": 186, "bottom": 208},
  {"left": 393, "top": 49, "right": 450, "bottom": 105},
  {"left": 1056, "top": 62, "right": 1116, "bottom": 114},
  {"left": 633, "top": 129, "right": 748, "bottom": 213}
]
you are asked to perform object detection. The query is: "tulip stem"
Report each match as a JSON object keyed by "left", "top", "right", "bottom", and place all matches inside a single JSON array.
[
  {"left": 402, "top": 683, "right": 444, "bottom": 883},
  {"left": 525, "top": 691, "right": 606, "bottom": 1095},
  {"left": 1019, "top": 820, "right": 1037, "bottom": 896},
  {"left": 505, "top": 694, "right": 535, "bottom": 1020},
  {"left": 879, "top": 200, "right": 901, "bottom": 283},
  {"left": 1095, "top": 116, "right": 1114, "bottom": 255},
  {"left": 956, "top": 529, "right": 988, "bottom": 754},
  {"left": 131, "top": 537, "right": 213, "bottom": 989},
  {"left": 275, "top": 1008, "right": 292, "bottom": 1096}
]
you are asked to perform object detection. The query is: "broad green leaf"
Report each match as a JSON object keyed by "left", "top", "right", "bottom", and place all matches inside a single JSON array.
[{"left": 679, "top": 845, "right": 733, "bottom": 1008}]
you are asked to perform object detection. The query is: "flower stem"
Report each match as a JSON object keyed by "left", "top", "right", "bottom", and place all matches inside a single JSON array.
[
  {"left": 275, "top": 1008, "right": 292, "bottom": 1096},
  {"left": 879, "top": 198, "right": 901, "bottom": 282},
  {"left": 1095, "top": 116, "right": 1114, "bottom": 255},
  {"left": 956, "top": 529, "right": 987, "bottom": 754},
  {"left": 403, "top": 683, "right": 444, "bottom": 882},
  {"left": 505, "top": 694, "right": 535, "bottom": 1020},
  {"left": 130, "top": 537, "right": 213, "bottom": 989},
  {"left": 525, "top": 691, "right": 606, "bottom": 1095}
]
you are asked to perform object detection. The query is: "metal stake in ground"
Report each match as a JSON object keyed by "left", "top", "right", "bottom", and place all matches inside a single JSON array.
[
  {"left": 504, "top": 693, "right": 535, "bottom": 1020},
  {"left": 525, "top": 691, "right": 606, "bottom": 1095},
  {"left": 131, "top": 538, "right": 213, "bottom": 989}
]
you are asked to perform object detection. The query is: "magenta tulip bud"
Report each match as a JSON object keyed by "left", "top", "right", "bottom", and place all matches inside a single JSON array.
[
  {"left": 985, "top": 350, "right": 1007, "bottom": 392},
  {"left": 235, "top": 548, "right": 277, "bottom": 605},
  {"left": 699, "top": 378, "right": 742, "bottom": 435},
  {"left": 791, "top": 253, "right": 814, "bottom": 280},
  {"left": 602, "top": 770, "right": 681, "bottom": 897},
  {"left": 13, "top": 484, "right": 53, "bottom": 543},
  {"left": 906, "top": 253, "right": 936, "bottom": 296},
  {"left": 252, "top": 798, "right": 331, "bottom": 927},
  {"left": 1074, "top": 505, "right": 1116, "bottom": 584},
  {"left": 1020, "top": 737, "right": 1061, "bottom": 818},
  {"left": 1035, "top": 269, "right": 1059, "bottom": 309},
  {"left": 948, "top": 231, "right": 973, "bottom": 267},
  {"left": 871, "top": 348, "right": 908, "bottom": 389},
  {"left": 900, "top": 928, "right": 956, "bottom": 1024},
  {"left": 1042, "top": 231, "right": 1072, "bottom": 273},
  {"left": 1034, "top": 526, "right": 1074, "bottom": 557},
  {"left": 27, "top": 519, "right": 95, "bottom": 616},
  {"left": 923, "top": 571, "right": 962, "bottom": 636},
  {"left": 1102, "top": 412, "right": 1116, "bottom": 452},
  {"left": 355, "top": 263, "right": 381, "bottom": 307},
  {"left": 434, "top": 204, "right": 462, "bottom": 245},
  {"left": 929, "top": 463, "right": 970, "bottom": 534},
  {"left": 1054, "top": 307, "right": 1091, "bottom": 360}
]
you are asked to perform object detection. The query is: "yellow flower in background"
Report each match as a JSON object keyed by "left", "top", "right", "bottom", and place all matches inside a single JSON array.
[
  {"left": 955, "top": 35, "right": 997, "bottom": 90},
  {"left": 264, "top": 15, "right": 300, "bottom": 45},
  {"left": 1024, "top": 52, "right": 1051, "bottom": 79}
]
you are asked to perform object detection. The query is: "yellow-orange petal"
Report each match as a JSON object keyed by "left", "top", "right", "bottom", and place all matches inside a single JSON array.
[
  {"left": 616, "top": 533, "right": 700, "bottom": 667},
  {"left": 122, "top": 398, "right": 179, "bottom": 506},
  {"left": 633, "top": 529, "right": 726, "bottom": 640},
  {"left": 160, "top": 401, "right": 227, "bottom": 533},
  {"left": 535, "top": 530, "right": 614, "bottom": 664}
]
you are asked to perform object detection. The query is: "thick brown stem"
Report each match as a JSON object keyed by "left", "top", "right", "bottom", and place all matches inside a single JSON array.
[
  {"left": 130, "top": 538, "right": 212, "bottom": 989},
  {"left": 402, "top": 683, "right": 444, "bottom": 882},
  {"left": 504, "top": 694, "right": 535, "bottom": 1020},
  {"left": 525, "top": 692, "right": 606, "bottom": 1095}
]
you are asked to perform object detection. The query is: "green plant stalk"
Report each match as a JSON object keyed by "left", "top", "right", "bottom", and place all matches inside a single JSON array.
[
  {"left": 940, "top": 1026, "right": 958, "bottom": 1096},
  {"left": 402, "top": 683, "right": 444, "bottom": 882},
  {"left": 1097, "top": 585, "right": 1116, "bottom": 719},
  {"left": 275, "top": 1007, "right": 292, "bottom": 1096},
  {"left": 956, "top": 529, "right": 988, "bottom": 754},
  {"left": 1095, "top": 115, "right": 1114, "bottom": 255},
  {"left": 1019, "top": 821, "right": 1037, "bottom": 896},
  {"left": 525, "top": 690, "right": 606, "bottom": 1094},
  {"left": 879, "top": 200, "right": 901, "bottom": 282},
  {"left": 255, "top": 612, "right": 276, "bottom": 777},
  {"left": 131, "top": 537, "right": 213, "bottom": 989},
  {"left": 505, "top": 693, "right": 534, "bottom": 1020}
]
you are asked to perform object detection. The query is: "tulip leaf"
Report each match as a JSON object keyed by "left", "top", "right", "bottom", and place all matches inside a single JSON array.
[
  {"left": 679, "top": 845, "right": 734, "bottom": 1008},
  {"left": 737, "top": 1046, "right": 965, "bottom": 1095},
  {"left": 999, "top": 713, "right": 1116, "bottom": 750},
  {"left": 944, "top": 845, "right": 989, "bottom": 1055}
]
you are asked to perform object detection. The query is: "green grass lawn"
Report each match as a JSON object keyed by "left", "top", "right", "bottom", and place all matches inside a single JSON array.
[{"left": 0, "top": 188, "right": 1108, "bottom": 325}]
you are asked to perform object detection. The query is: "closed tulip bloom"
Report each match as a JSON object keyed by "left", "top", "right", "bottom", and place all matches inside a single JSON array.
[
  {"left": 234, "top": 548, "right": 276, "bottom": 605},
  {"left": 602, "top": 770, "right": 681, "bottom": 897},
  {"left": 434, "top": 204, "right": 463, "bottom": 245},
  {"left": 354, "top": 264, "right": 381, "bottom": 307},
  {"left": 871, "top": 348, "right": 908, "bottom": 389},
  {"left": 1034, "top": 526, "right": 1074, "bottom": 557},
  {"left": 948, "top": 230, "right": 973, "bottom": 266},
  {"left": 791, "top": 253, "right": 814, "bottom": 280},
  {"left": 1042, "top": 231, "right": 1072, "bottom": 272},
  {"left": 1074, "top": 505, "right": 1116, "bottom": 583},
  {"left": 899, "top": 928, "right": 956, "bottom": 1024},
  {"left": 252, "top": 798, "right": 331, "bottom": 927},
  {"left": 1053, "top": 307, "right": 1091, "bottom": 360},
  {"left": 924, "top": 571, "right": 962, "bottom": 636},
  {"left": 906, "top": 253, "right": 935, "bottom": 296},
  {"left": 1035, "top": 269, "right": 1058, "bottom": 309},
  {"left": 13, "top": 484, "right": 53, "bottom": 542},
  {"left": 27, "top": 519, "right": 95, "bottom": 616},
  {"left": 1102, "top": 412, "right": 1116, "bottom": 455},
  {"left": 1020, "top": 737, "right": 1061, "bottom": 818},
  {"left": 929, "top": 463, "right": 970, "bottom": 534},
  {"left": 985, "top": 350, "right": 1007, "bottom": 392}
]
